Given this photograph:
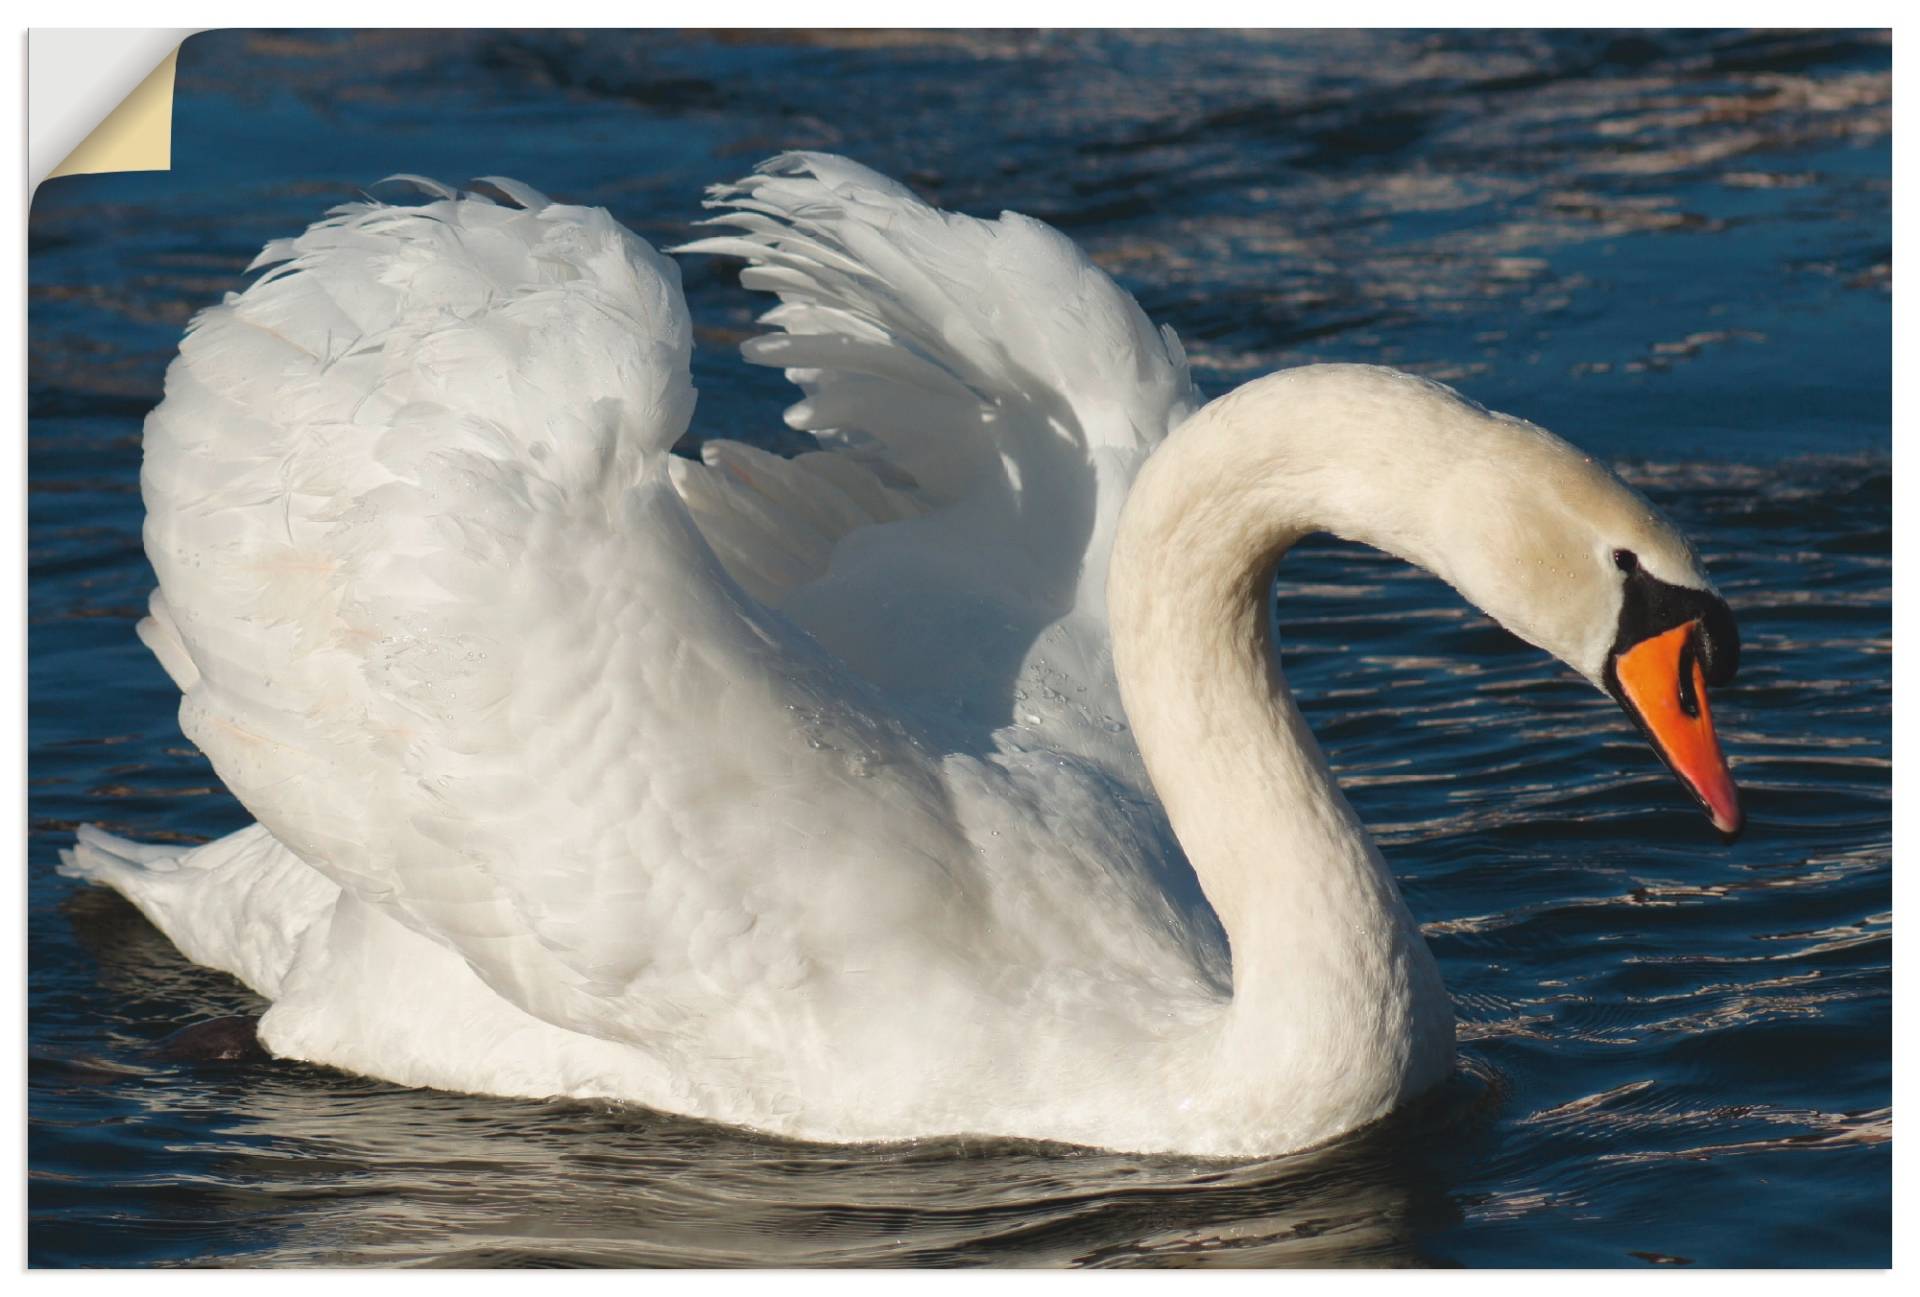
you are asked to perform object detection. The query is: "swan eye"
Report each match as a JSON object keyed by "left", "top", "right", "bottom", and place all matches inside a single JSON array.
[{"left": 1613, "top": 548, "right": 1639, "bottom": 574}]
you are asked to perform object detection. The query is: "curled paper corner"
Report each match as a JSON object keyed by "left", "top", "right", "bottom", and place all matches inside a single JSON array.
[
  {"left": 31, "top": 30, "right": 199, "bottom": 189},
  {"left": 48, "top": 47, "right": 179, "bottom": 181}
]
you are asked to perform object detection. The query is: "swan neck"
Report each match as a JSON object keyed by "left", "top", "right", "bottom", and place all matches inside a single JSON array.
[{"left": 1107, "top": 368, "right": 1447, "bottom": 999}]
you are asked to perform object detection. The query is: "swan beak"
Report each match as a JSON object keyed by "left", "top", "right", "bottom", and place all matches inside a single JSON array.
[{"left": 1609, "top": 620, "right": 1742, "bottom": 840}]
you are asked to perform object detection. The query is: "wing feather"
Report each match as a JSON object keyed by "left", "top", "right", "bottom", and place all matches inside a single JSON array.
[{"left": 676, "top": 152, "right": 1203, "bottom": 777}]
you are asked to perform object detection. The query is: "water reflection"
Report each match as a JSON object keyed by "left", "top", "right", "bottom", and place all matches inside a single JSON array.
[{"left": 47, "top": 1000, "right": 1488, "bottom": 1267}]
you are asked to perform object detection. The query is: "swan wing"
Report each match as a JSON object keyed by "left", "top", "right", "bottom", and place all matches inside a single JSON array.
[
  {"left": 676, "top": 153, "right": 1203, "bottom": 779},
  {"left": 138, "top": 183, "right": 991, "bottom": 1062}
]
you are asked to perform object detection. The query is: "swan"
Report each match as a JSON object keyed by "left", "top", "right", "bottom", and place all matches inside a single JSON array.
[{"left": 60, "top": 154, "right": 1742, "bottom": 1158}]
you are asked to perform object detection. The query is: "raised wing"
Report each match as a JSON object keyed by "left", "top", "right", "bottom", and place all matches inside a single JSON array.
[
  {"left": 136, "top": 182, "right": 992, "bottom": 1064},
  {"left": 676, "top": 153, "right": 1203, "bottom": 777}
]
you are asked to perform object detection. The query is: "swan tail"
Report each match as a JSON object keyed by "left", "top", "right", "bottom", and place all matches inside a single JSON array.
[
  {"left": 60, "top": 823, "right": 340, "bottom": 1000},
  {"left": 674, "top": 151, "right": 1202, "bottom": 615}
]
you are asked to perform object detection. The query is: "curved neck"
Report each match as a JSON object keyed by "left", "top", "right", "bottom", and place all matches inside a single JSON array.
[{"left": 1107, "top": 366, "right": 1454, "bottom": 1084}]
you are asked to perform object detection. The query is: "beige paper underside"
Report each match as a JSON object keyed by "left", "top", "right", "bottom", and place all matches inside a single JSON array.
[{"left": 47, "top": 47, "right": 178, "bottom": 180}]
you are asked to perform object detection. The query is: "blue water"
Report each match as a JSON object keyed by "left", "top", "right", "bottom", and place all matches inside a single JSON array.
[{"left": 28, "top": 29, "right": 1889, "bottom": 1267}]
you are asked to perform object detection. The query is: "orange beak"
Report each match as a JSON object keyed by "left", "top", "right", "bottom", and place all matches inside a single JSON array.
[{"left": 1610, "top": 620, "right": 1742, "bottom": 840}]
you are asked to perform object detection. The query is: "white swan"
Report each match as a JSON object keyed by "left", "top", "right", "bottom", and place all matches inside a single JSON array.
[{"left": 62, "top": 154, "right": 1742, "bottom": 1158}]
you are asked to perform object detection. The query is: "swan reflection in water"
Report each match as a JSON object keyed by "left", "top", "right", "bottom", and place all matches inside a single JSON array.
[{"left": 54, "top": 883, "right": 1482, "bottom": 1266}]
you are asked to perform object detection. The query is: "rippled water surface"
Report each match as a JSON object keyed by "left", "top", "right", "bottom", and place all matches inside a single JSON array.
[{"left": 28, "top": 29, "right": 1890, "bottom": 1267}]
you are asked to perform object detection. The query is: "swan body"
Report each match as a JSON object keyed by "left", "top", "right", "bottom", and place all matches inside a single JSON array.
[{"left": 63, "top": 155, "right": 1741, "bottom": 1157}]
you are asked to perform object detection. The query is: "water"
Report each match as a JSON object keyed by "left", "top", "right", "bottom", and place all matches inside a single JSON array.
[{"left": 28, "top": 29, "right": 1889, "bottom": 1267}]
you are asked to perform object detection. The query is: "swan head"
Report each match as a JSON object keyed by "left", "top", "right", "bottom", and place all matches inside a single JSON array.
[
  {"left": 1367, "top": 375, "right": 1744, "bottom": 840},
  {"left": 1128, "top": 365, "right": 1745, "bottom": 839}
]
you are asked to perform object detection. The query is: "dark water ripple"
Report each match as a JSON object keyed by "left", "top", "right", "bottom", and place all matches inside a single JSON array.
[{"left": 28, "top": 29, "right": 1887, "bottom": 1267}]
